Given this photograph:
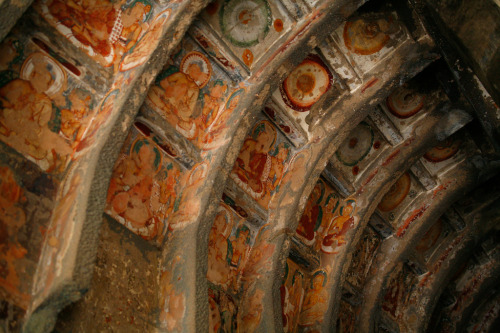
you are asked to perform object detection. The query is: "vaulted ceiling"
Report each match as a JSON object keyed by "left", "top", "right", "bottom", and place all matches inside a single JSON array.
[{"left": 0, "top": 0, "right": 499, "bottom": 332}]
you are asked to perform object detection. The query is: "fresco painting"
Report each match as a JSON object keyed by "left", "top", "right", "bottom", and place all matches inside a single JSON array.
[
  {"left": 335, "top": 122, "right": 374, "bottom": 167},
  {"left": 207, "top": 203, "right": 255, "bottom": 292},
  {"left": 208, "top": 287, "right": 238, "bottom": 333},
  {"left": 146, "top": 38, "right": 241, "bottom": 150},
  {"left": 38, "top": 0, "right": 170, "bottom": 71},
  {"left": 321, "top": 199, "right": 357, "bottom": 254},
  {"left": 280, "top": 54, "right": 333, "bottom": 112},
  {"left": 105, "top": 128, "right": 182, "bottom": 243},
  {"left": 381, "top": 263, "right": 416, "bottom": 320},
  {"left": 159, "top": 258, "right": 186, "bottom": 332},
  {"left": 0, "top": 156, "right": 55, "bottom": 310},
  {"left": 415, "top": 218, "right": 444, "bottom": 261},
  {"left": 298, "top": 269, "right": 329, "bottom": 327},
  {"left": 201, "top": 0, "right": 292, "bottom": 69},
  {"left": 263, "top": 104, "right": 307, "bottom": 147},
  {"left": 423, "top": 137, "right": 461, "bottom": 163},
  {"left": 295, "top": 178, "right": 341, "bottom": 251},
  {"left": 0, "top": 36, "right": 99, "bottom": 173},
  {"left": 386, "top": 84, "right": 425, "bottom": 119},
  {"left": 346, "top": 226, "right": 381, "bottom": 289},
  {"left": 332, "top": 12, "right": 406, "bottom": 76},
  {"left": 337, "top": 300, "right": 357, "bottom": 333},
  {"left": 378, "top": 172, "right": 411, "bottom": 212},
  {"left": 280, "top": 259, "right": 306, "bottom": 332},
  {"left": 230, "top": 120, "right": 291, "bottom": 208}
]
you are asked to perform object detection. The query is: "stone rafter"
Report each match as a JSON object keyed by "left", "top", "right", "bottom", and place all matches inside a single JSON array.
[
  {"left": 355, "top": 156, "right": 500, "bottom": 332},
  {"left": 0, "top": 0, "right": 499, "bottom": 332}
]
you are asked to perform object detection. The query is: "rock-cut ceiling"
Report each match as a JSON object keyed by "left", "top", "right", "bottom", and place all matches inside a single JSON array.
[{"left": 0, "top": 0, "right": 499, "bottom": 332}]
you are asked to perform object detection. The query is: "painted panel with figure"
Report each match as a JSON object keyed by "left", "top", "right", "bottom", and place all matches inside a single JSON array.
[
  {"left": 208, "top": 287, "right": 238, "bottom": 333},
  {"left": 145, "top": 37, "right": 241, "bottom": 151},
  {"left": 320, "top": 199, "right": 357, "bottom": 254},
  {"left": 381, "top": 263, "right": 417, "bottom": 320},
  {"left": 0, "top": 151, "right": 56, "bottom": 310},
  {"left": 337, "top": 300, "right": 357, "bottom": 333},
  {"left": 37, "top": 0, "right": 171, "bottom": 71},
  {"left": 230, "top": 119, "right": 292, "bottom": 209},
  {"left": 346, "top": 226, "right": 381, "bottom": 289},
  {"left": 298, "top": 269, "right": 329, "bottom": 327},
  {"left": 105, "top": 126, "right": 183, "bottom": 244},
  {"left": 200, "top": 0, "right": 293, "bottom": 70},
  {"left": 281, "top": 258, "right": 306, "bottom": 332},
  {"left": 0, "top": 34, "right": 99, "bottom": 173},
  {"left": 295, "top": 178, "right": 341, "bottom": 251},
  {"left": 207, "top": 203, "right": 256, "bottom": 293}
]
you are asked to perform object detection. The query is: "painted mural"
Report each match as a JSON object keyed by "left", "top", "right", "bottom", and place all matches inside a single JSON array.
[
  {"left": 381, "top": 263, "right": 417, "bottom": 320},
  {"left": 263, "top": 103, "right": 307, "bottom": 148},
  {"left": 200, "top": 0, "right": 292, "bottom": 69},
  {"left": 0, "top": 154, "right": 55, "bottom": 310},
  {"left": 280, "top": 259, "right": 306, "bottom": 332},
  {"left": 337, "top": 300, "right": 357, "bottom": 333},
  {"left": 378, "top": 172, "right": 411, "bottom": 212},
  {"left": 270, "top": 52, "right": 336, "bottom": 134},
  {"left": 230, "top": 120, "right": 291, "bottom": 208},
  {"left": 159, "top": 257, "right": 186, "bottom": 332},
  {"left": 298, "top": 269, "right": 329, "bottom": 327},
  {"left": 208, "top": 287, "right": 238, "bottom": 333},
  {"left": 415, "top": 218, "right": 445, "bottom": 261},
  {"left": 423, "top": 137, "right": 461, "bottom": 163},
  {"left": 332, "top": 11, "right": 406, "bottom": 76},
  {"left": 335, "top": 121, "right": 374, "bottom": 167},
  {"left": 386, "top": 84, "right": 425, "bottom": 119},
  {"left": 346, "top": 226, "right": 381, "bottom": 289},
  {"left": 295, "top": 178, "right": 341, "bottom": 251},
  {"left": 105, "top": 127, "right": 182, "bottom": 243},
  {"left": 0, "top": 35, "right": 98, "bottom": 173},
  {"left": 145, "top": 37, "right": 242, "bottom": 151},
  {"left": 207, "top": 203, "right": 255, "bottom": 293},
  {"left": 37, "top": 0, "right": 170, "bottom": 71},
  {"left": 321, "top": 199, "right": 357, "bottom": 254}
]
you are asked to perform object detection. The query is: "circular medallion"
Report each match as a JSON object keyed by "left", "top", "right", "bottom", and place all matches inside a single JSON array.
[
  {"left": 423, "top": 138, "right": 460, "bottom": 163},
  {"left": 219, "top": 0, "right": 272, "bottom": 48},
  {"left": 415, "top": 219, "right": 442, "bottom": 254},
  {"left": 20, "top": 52, "right": 66, "bottom": 97},
  {"left": 343, "top": 16, "right": 393, "bottom": 55},
  {"left": 280, "top": 54, "right": 332, "bottom": 112},
  {"left": 180, "top": 51, "right": 212, "bottom": 88},
  {"left": 387, "top": 86, "right": 425, "bottom": 119},
  {"left": 335, "top": 122, "right": 374, "bottom": 166},
  {"left": 378, "top": 172, "right": 411, "bottom": 212}
]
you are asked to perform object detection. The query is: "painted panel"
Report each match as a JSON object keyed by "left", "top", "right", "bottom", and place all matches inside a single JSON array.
[
  {"left": 281, "top": 258, "right": 306, "bottom": 332},
  {"left": 0, "top": 153, "right": 55, "bottom": 310},
  {"left": 331, "top": 120, "right": 388, "bottom": 185},
  {"left": 0, "top": 34, "right": 99, "bottom": 173},
  {"left": 381, "top": 263, "right": 417, "bottom": 320},
  {"left": 263, "top": 101, "right": 307, "bottom": 148},
  {"left": 331, "top": 12, "right": 409, "bottom": 77},
  {"left": 208, "top": 287, "right": 238, "bottom": 333},
  {"left": 421, "top": 135, "right": 465, "bottom": 176},
  {"left": 105, "top": 126, "right": 183, "bottom": 244},
  {"left": 295, "top": 178, "right": 341, "bottom": 251},
  {"left": 230, "top": 119, "right": 292, "bottom": 209},
  {"left": 298, "top": 269, "right": 329, "bottom": 327},
  {"left": 346, "top": 226, "right": 381, "bottom": 289},
  {"left": 207, "top": 203, "right": 256, "bottom": 293},
  {"left": 200, "top": 0, "right": 293, "bottom": 70},
  {"left": 321, "top": 199, "right": 357, "bottom": 254},
  {"left": 37, "top": 0, "right": 171, "bottom": 71},
  {"left": 337, "top": 300, "right": 357, "bottom": 333},
  {"left": 144, "top": 37, "right": 240, "bottom": 151},
  {"left": 415, "top": 218, "right": 450, "bottom": 262},
  {"left": 270, "top": 52, "right": 339, "bottom": 134}
]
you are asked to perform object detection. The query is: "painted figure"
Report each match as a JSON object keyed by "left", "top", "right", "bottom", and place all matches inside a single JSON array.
[
  {"left": 231, "top": 120, "right": 277, "bottom": 200},
  {"left": 298, "top": 270, "right": 328, "bottom": 327},
  {"left": 0, "top": 53, "right": 72, "bottom": 172},
  {"left": 207, "top": 206, "right": 234, "bottom": 287},
  {"left": 321, "top": 200, "right": 356, "bottom": 254},
  {"left": 296, "top": 181, "right": 325, "bottom": 246},
  {"left": 106, "top": 137, "right": 163, "bottom": 239},
  {"left": 59, "top": 88, "right": 93, "bottom": 141}
]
